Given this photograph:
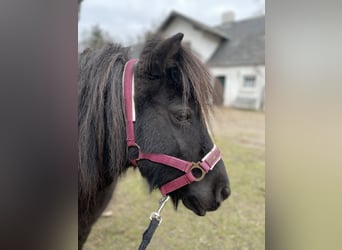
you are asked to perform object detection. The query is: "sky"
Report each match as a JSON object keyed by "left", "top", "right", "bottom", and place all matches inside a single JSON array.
[{"left": 78, "top": 0, "right": 265, "bottom": 45}]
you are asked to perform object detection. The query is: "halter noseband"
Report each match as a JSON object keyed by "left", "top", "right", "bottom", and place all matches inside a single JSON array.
[{"left": 123, "top": 59, "right": 222, "bottom": 196}]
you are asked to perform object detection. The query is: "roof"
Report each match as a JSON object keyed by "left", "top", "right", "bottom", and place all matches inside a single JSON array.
[
  {"left": 129, "top": 12, "right": 265, "bottom": 67},
  {"left": 158, "top": 10, "right": 229, "bottom": 40},
  {"left": 207, "top": 16, "right": 265, "bottom": 67}
]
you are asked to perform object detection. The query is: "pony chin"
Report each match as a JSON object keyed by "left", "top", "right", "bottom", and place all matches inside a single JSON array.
[
  {"left": 182, "top": 195, "right": 207, "bottom": 216},
  {"left": 181, "top": 193, "right": 222, "bottom": 216},
  {"left": 168, "top": 188, "right": 215, "bottom": 216}
]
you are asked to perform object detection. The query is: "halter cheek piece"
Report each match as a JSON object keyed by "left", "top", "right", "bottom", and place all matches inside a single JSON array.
[{"left": 123, "top": 59, "right": 222, "bottom": 196}]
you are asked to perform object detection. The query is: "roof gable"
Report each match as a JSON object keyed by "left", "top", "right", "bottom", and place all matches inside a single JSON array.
[
  {"left": 208, "top": 16, "right": 265, "bottom": 66},
  {"left": 158, "top": 11, "right": 229, "bottom": 40},
  {"left": 132, "top": 12, "right": 265, "bottom": 67}
]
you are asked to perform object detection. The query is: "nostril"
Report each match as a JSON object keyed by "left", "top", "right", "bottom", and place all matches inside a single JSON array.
[
  {"left": 221, "top": 186, "right": 231, "bottom": 200},
  {"left": 215, "top": 186, "right": 231, "bottom": 203}
]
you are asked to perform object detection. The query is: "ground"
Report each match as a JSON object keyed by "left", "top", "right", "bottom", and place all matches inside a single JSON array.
[{"left": 84, "top": 107, "right": 265, "bottom": 250}]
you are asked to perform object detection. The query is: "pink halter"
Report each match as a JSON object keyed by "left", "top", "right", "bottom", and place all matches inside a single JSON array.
[{"left": 123, "top": 59, "right": 222, "bottom": 196}]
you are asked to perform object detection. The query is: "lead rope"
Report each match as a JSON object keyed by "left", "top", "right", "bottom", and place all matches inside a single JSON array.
[{"left": 138, "top": 196, "right": 170, "bottom": 250}]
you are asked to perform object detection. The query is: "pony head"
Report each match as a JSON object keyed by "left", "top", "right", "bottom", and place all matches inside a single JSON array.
[{"left": 133, "top": 33, "right": 230, "bottom": 215}]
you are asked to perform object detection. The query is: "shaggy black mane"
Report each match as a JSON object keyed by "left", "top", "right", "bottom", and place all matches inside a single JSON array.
[{"left": 78, "top": 44, "right": 129, "bottom": 208}]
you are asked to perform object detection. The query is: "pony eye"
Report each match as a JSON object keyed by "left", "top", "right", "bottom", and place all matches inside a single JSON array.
[{"left": 175, "top": 110, "right": 191, "bottom": 122}]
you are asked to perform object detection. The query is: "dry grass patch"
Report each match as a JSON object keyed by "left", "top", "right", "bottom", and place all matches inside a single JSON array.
[{"left": 84, "top": 107, "right": 265, "bottom": 250}]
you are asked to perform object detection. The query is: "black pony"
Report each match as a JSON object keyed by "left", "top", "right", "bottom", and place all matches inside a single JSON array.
[{"left": 78, "top": 33, "right": 230, "bottom": 249}]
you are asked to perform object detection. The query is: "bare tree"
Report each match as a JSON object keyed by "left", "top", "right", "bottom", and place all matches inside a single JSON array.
[{"left": 79, "top": 25, "right": 113, "bottom": 50}]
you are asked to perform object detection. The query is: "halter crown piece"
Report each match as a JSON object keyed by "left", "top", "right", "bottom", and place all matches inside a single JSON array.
[{"left": 123, "top": 59, "right": 222, "bottom": 196}]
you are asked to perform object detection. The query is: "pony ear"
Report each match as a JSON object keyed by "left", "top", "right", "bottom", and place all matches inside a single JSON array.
[
  {"left": 151, "top": 33, "right": 184, "bottom": 76},
  {"left": 155, "top": 33, "right": 184, "bottom": 59}
]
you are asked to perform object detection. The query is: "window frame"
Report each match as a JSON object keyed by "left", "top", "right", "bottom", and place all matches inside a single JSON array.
[{"left": 242, "top": 75, "right": 257, "bottom": 89}]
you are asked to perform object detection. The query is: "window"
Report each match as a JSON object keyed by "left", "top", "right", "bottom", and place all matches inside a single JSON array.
[{"left": 243, "top": 75, "right": 256, "bottom": 88}]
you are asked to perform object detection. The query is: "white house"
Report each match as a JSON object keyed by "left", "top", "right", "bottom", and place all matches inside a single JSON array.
[{"left": 132, "top": 11, "right": 265, "bottom": 111}]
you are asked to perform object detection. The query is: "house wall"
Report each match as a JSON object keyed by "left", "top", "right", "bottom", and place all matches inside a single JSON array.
[
  {"left": 160, "top": 17, "right": 222, "bottom": 62},
  {"left": 210, "top": 65, "right": 265, "bottom": 110}
]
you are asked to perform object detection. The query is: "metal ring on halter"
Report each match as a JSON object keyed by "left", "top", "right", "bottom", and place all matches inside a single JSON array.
[
  {"left": 128, "top": 143, "right": 141, "bottom": 161},
  {"left": 190, "top": 162, "right": 206, "bottom": 182}
]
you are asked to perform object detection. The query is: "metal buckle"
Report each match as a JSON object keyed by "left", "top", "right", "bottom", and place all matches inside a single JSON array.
[
  {"left": 149, "top": 196, "right": 170, "bottom": 225},
  {"left": 190, "top": 162, "right": 206, "bottom": 182},
  {"left": 149, "top": 212, "right": 163, "bottom": 224}
]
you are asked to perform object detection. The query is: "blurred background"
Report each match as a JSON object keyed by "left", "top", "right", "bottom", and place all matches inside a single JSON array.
[
  {"left": 78, "top": 0, "right": 265, "bottom": 47},
  {"left": 1, "top": 1, "right": 341, "bottom": 250},
  {"left": 78, "top": 1, "right": 265, "bottom": 249}
]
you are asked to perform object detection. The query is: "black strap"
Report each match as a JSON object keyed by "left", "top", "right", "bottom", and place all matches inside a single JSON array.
[{"left": 138, "top": 217, "right": 160, "bottom": 250}]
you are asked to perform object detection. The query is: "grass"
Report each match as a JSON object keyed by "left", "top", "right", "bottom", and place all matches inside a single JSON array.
[{"left": 84, "top": 108, "right": 265, "bottom": 250}]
